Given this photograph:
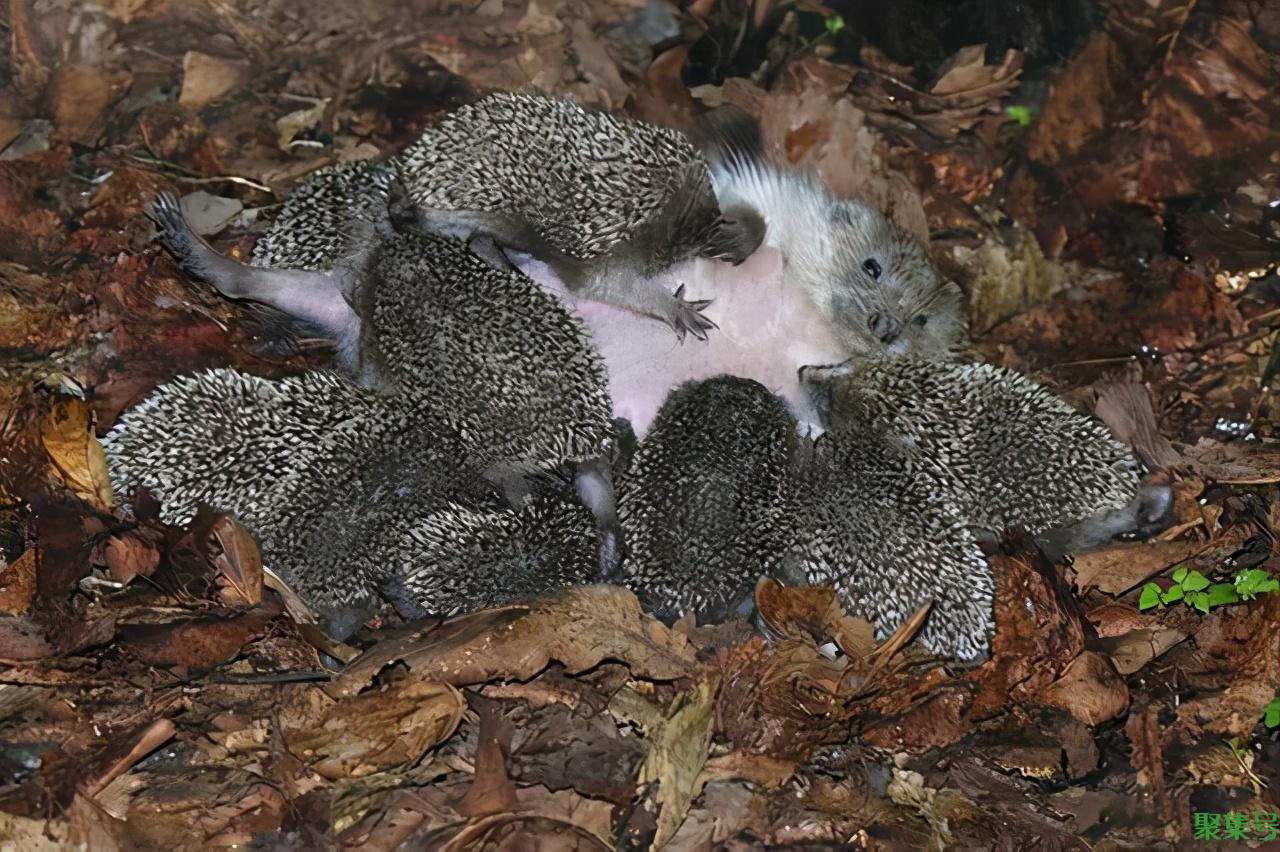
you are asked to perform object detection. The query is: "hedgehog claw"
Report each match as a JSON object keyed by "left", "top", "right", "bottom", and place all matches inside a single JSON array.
[{"left": 667, "top": 284, "right": 717, "bottom": 343}]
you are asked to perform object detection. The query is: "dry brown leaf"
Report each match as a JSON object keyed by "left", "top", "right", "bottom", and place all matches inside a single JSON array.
[
  {"left": 1037, "top": 651, "right": 1130, "bottom": 726},
  {"left": 456, "top": 702, "right": 519, "bottom": 817},
  {"left": 700, "top": 752, "right": 796, "bottom": 789},
  {"left": 178, "top": 52, "right": 251, "bottom": 110},
  {"left": 1028, "top": 31, "right": 1119, "bottom": 166},
  {"left": 116, "top": 606, "right": 278, "bottom": 671},
  {"left": 1071, "top": 539, "right": 1205, "bottom": 596},
  {"left": 1178, "top": 438, "right": 1280, "bottom": 484},
  {"left": 101, "top": 532, "right": 160, "bottom": 584},
  {"left": 210, "top": 515, "right": 263, "bottom": 607},
  {"left": 328, "top": 585, "right": 697, "bottom": 698},
  {"left": 41, "top": 398, "right": 115, "bottom": 512},
  {"left": 637, "top": 677, "right": 718, "bottom": 849},
  {"left": 1105, "top": 626, "right": 1189, "bottom": 676},
  {"left": 1091, "top": 364, "right": 1181, "bottom": 470},
  {"left": 0, "top": 549, "right": 38, "bottom": 616},
  {"left": 48, "top": 64, "right": 132, "bottom": 146},
  {"left": 754, "top": 577, "right": 876, "bottom": 658},
  {"left": 282, "top": 680, "right": 465, "bottom": 780}
]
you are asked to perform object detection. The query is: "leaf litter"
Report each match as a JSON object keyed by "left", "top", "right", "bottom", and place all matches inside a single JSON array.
[{"left": 2, "top": 0, "right": 1280, "bottom": 847}]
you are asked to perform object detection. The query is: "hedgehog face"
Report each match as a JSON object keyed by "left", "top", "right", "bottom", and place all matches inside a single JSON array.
[{"left": 825, "top": 200, "right": 967, "bottom": 360}]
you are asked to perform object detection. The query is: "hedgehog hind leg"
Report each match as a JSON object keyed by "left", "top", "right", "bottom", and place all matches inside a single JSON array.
[
  {"left": 150, "top": 192, "right": 358, "bottom": 341},
  {"left": 573, "top": 457, "right": 626, "bottom": 585}
]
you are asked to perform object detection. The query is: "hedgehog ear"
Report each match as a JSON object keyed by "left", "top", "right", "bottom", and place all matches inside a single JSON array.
[{"left": 830, "top": 199, "right": 877, "bottom": 229}]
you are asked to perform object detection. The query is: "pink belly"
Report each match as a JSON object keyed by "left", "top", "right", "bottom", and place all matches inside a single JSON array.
[{"left": 518, "top": 249, "right": 847, "bottom": 438}]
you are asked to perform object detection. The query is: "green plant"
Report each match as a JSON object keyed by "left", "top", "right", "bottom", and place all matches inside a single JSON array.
[
  {"left": 824, "top": 13, "right": 846, "bottom": 36},
  {"left": 1265, "top": 696, "right": 1280, "bottom": 729},
  {"left": 1139, "top": 566, "right": 1278, "bottom": 615},
  {"left": 1004, "top": 104, "right": 1034, "bottom": 127}
]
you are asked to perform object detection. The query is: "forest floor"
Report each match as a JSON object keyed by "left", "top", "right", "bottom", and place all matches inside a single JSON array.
[{"left": 1, "top": 0, "right": 1279, "bottom": 849}]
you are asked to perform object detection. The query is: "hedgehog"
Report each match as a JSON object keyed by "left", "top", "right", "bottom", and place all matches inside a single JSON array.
[
  {"left": 616, "top": 360, "right": 1160, "bottom": 660},
  {"left": 105, "top": 192, "right": 624, "bottom": 633},
  {"left": 616, "top": 376, "right": 801, "bottom": 622},
  {"left": 796, "top": 357, "right": 1171, "bottom": 557},
  {"left": 107, "top": 372, "right": 600, "bottom": 639},
  {"left": 394, "top": 92, "right": 765, "bottom": 340}
]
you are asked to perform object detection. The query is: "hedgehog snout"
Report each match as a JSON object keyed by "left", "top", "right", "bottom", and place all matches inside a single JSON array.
[{"left": 866, "top": 311, "right": 902, "bottom": 345}]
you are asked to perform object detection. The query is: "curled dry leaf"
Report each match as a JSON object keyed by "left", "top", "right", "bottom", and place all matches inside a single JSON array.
[
  {"left": 208, "top": 514, "right": 263, "bottom": 607},
  {"left": 850, "top": 44, "right": 1023, "bottom": 140},
  {"left": 754, "top": 577, "right": 876, "bottom": 658},
  {"left": 40, "top": 398, "right": 115, "bottom": 512},
  {"left": 282, "top": 680, "right": 465, "bottom": 780},
  {"left": 328, "top": 585, "right": 697, "bottom": 699},
  {"left": 967, "top": 531, "right": 1086, "bottom": 719},
  {"left": 116, "top": 605, "right": 279, "bottom": 671},
  {"left": 456, "top": 702, "right": 519, "bottom": 817},
  {"left": 1071, "top": 539, "right": 1206, "bottom": 596}
]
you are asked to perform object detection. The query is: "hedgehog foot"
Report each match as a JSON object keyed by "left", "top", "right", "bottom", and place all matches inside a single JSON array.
[
  {"left": 703, "top": 205, "right": 766, "bottom": 265},
  {"left": 666, "top": 284, "right": 717, "bottom": 343}
]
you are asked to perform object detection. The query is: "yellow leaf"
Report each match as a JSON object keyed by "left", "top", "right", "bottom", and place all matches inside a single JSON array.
[{"left": 40, "top": 399, "right": 115, "bottom": 511}]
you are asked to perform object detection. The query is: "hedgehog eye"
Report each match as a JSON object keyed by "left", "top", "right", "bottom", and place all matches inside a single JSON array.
[
  {"left": 862, "top": 258, "right": 882, "bottom": 279},
  {"left": 914, "top": 315, "right": 928, "bottom": 327}
]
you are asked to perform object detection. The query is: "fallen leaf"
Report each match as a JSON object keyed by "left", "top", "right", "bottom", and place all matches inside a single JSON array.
[
  {"left": 178, "top": 52, "right": 251, "bottom": 110},
  {"left": 209, "top": 514, "right": 263, "bottom": 607},
  {"left": 0, "top": 549, "right": 38, "bottom": 615},
  {"left": 48, "top": 64, "right": 132, "bottom": 145},
  {"left": 276, "top": 98, "right": 329, "bottom": 151},
  {"left": 1104, "top": 626, "right": 1189, "bottom": 675},
  {"left": 282, "top": 680, "right": 465, "bottom": 780},
  {"left": 1027, "top": 31, "right": 1119, "bottom": 166},
  {"left": 328, "top": 585, "right": 697, "bottom": 698},
  {"left": 116, "top": 606, "right": 279, "bottom": 671},
  {"left": 700, "top": 752, "right": 796, "bottom": 789},
  {"left": 754, "top": 577, "right": 876, "bottom": 658},
  {"left": 1037, "top": 651, "right": 1130, "bottom": 726},
  {"left": 1071, "top": 539, "right": 1205, "bottom": 595},
  {"left": 967, "top": 531, "right": 1087, "bottom": 719},
  {"left": 1179, "top": 438, "right": 1280, "bottom": 484},
  {"left": 637, "top": 678, "right": 718, "bottom": 849},
  {"left": 456, "top": 701, "right": 519, "bottom": 816},
  {"left": 41, "top": 398, "right": 115, "bottom": 511},
  {"left": 101, "top": 532, "right": 160, "bottom": 584},
  {"left": 178, "top": 191, "right": 244, "bottom": 237}
]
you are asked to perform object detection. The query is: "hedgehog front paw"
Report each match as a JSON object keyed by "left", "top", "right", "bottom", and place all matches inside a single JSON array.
[
  {"left": 704, "top": 207, "right": 765, "bottom": 266},
  {"left": 667, "top": 284, "right": 717, "bottom": 343}
]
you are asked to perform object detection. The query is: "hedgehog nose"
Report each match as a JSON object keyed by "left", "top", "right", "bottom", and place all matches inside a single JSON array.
[{"left": 867, "top": 312, "right": 902, "bottom": 344}]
